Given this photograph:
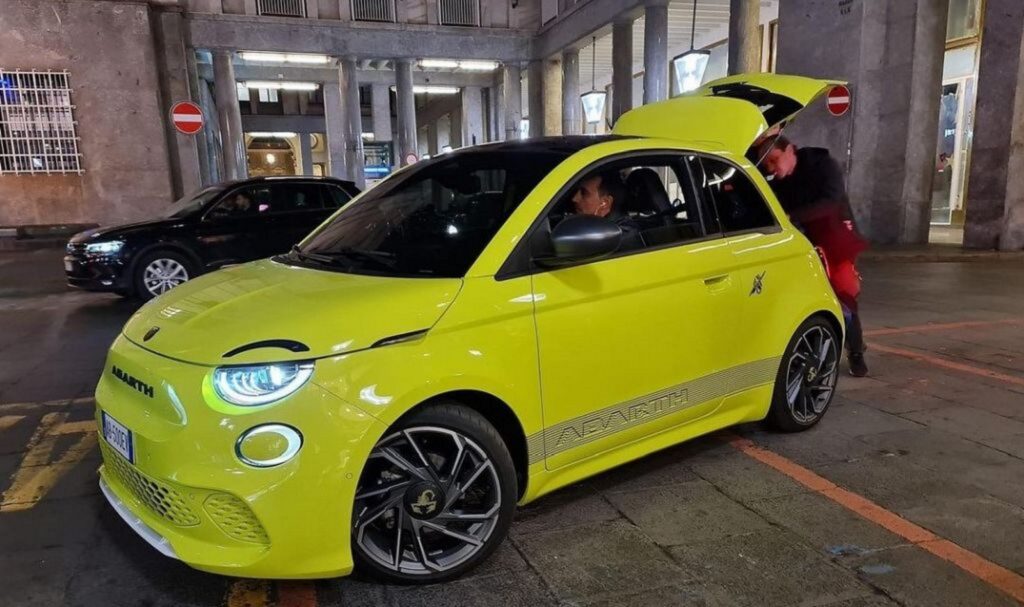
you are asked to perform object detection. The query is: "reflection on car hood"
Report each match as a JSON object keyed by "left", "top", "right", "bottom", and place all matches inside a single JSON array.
[
  {"left": 122, "top": 259, "right": 462, "bottom": 366},
  {"left": 70, "top": 219, "right": 177, "bottom": 242}
]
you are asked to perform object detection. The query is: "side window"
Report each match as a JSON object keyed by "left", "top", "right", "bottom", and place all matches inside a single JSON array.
[
  {"left": 269, "top": 183, "right": 324, "bottom": 213},
  {"left": 322, "top": 185, "right": 352, "bottom": 209},
  {"left": 697, "top": 156, "right": 776, "bottom": 233},
  {"left": 209, "top": 185, "right": 272, "bottom": 219}
]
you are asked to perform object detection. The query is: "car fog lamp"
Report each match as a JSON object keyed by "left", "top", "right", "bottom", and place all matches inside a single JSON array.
[
  {"left": 236, "top": 424, "right": 303, "bottom": 467},
  {"left": 213, "top": 362, "right": 314, "bottom": 406},
  {"left": 85, "top": 241, "right": 124, "bottom": 255}
]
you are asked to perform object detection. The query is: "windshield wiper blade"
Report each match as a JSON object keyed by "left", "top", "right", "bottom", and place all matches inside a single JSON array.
[{"left": 290, "top": 245, "right": 345, "bottom": 266}]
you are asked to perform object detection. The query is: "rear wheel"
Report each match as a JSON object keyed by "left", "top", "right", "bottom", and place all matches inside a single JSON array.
[
  {"left": 767, "top": 317, "right": 840, "bottom": 432},
  {"left": 352, "top": 403, "right": 517, "bottom": 584},
  {"left": 133, "top": 250, "right": 195, "bottom": 301}
]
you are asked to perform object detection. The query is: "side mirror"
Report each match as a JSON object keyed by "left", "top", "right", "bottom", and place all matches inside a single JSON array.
[{"left": 535, "top": 214, "right": 622, "bottom": 268}]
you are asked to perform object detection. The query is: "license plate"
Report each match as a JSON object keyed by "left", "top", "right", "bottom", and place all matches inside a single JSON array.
[
  {"left": 102, "top": 412, "right": 134, "bottom": 464},
  {"left": 64, "top": 259, "right": 74, "bottom": 272}
]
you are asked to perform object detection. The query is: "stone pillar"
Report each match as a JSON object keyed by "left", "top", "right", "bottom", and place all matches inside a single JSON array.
[
  {"left": 212, "top": 50, "right": 247, "bottom": 179},
  {"left": 153, "top": 11, "right": 202, "bottom": 198},
  {"left": 527, "top": 60, "right": 544, "bottom": 137},
  {"left": 395, "top": 59, "right": 418, "bottom": 166},
  {"left": 449, "top": 106, "right": 463, "bottom": 149},
  {"left": 495, "top": 77, "right": 506, "bottom": 141},
  {"left": 426, "top": 122, "right": 439, "bottom": 156},
  {"left": 503, "top": 63, "right": 523, "bottom": 140},
  {"left": 965, "top": 0, "right": 1024, "bottom": 250},
  {"left": 323, "top": 79, "right": 348, "bottom": 179},
  {"left": 198, "top": 79, "right": 222, "bottom": 183},
  {"left": 371, "top": 83, "right": 392, "bottom": 142},
  {"left": 776, "top": 0, "right": 948, "bottom": 245},
  {"left": 340, "top": 58, "right": 364, "bottom": 188},
  {"left": 728, "top": 0, "right": 760, "bottom": 75},
  {"left": 562, "top": 48, "right": 581, "bottom": 135},
  {"left": 300, "top": 133, "right": 314, "bottom": 175},
  {"left": 461, "top": 86, "right": 485, "bottom": 147},
  {"left": 643, "top": 1, "right": 669, "bottom": 104},
  {"left": 543, "top": 57, "right": 562, "bottom": 136},
  {"left": 612, "top": 19, "right": 633, "bottom": 124}
]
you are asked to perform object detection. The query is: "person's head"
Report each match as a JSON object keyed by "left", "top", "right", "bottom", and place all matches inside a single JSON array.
[
  {"left": 757, "top": 135, "right": 799, "bottom": 180},
  {"left": 572, "top": 170, "right": 625, "bottom": 217}
]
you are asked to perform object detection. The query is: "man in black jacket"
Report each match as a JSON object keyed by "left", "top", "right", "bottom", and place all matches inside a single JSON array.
[{"left": 757, "top": 135, "right": 869, "bottom": 377}]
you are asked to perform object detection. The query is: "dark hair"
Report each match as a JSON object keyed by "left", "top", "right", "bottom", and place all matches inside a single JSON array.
[
  {"left": 757, "top": 134, "right": 795, "bottom": 157},
  {"left": 595, "top": 169, "right": 626, "bottom": 203}
]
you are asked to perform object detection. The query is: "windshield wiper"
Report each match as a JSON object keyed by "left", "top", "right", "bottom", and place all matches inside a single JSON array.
[
  {"left": 290, "top": 245, "right": 339, "bottom": 265},
  {"left": 291, "top": 245, "right": 396, "bottom": 270}
]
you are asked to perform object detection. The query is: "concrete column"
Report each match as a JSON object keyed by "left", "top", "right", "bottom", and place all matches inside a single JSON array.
[
  {"left": 323, "top": 79, "right": 348, "bottom": 179},
  {"left": 611, "top": 19, "right": 633, "bottom": 124},
  {"left": 198, "top": 79, "right": 222, "bottom": 183},
  {"left": 461, "top": 86, "right": 485, "bottom": 147},
  {"left": 426, "top": 122, "right": 439, "bottom": 156},
  {"left": 340, "top": 57, "right": 365, "bottom": 188},
  {"left": 395, "top": 59, "right": 418, "bottom": 166},
  {"left": 300, "top": 133, "right": 314, "bottom": 175},
  {"left": 965, "top": 0, "right": 1024, "bottom": 249},
  {"left": 543, "top": 57, "right": 562, "bottom": 136},
  {"left": 371, "top": 83, "right": 392, "bottom": 142},
  {"left": 728, "top": 0, "right": 760, "bottom": 75},
  {"left": 212, "top": 50, "right": 247, "bottom": 180},
  {"left": 562, "top": 48, "right": 581, "bottom": 135},
  {"left": 503, "top": 63, "right": 523, "bottom": 140},
  {"left": 495, "top": 78, "right": 506, "bottom": 141},
  {"left": 643, "top": 1, "right": 669, "bottom": 104},
  {"left": 527, "top": 60, "right": 544, "bottom": 137}
]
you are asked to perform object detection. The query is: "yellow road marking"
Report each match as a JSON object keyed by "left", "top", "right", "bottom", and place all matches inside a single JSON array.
[
  {"left": 0, "top": 396, "right": 95, "bottom": 412},
  {"left": 51, "top": 420, "right": 97, "bottom": 435},
  {"left": 0, "top": 415, "right": 26, "bottom": 431},
  {"left": 225, "top": 579, "right": 271, "bottom": 607},
  {"left": 0, "top": 412, "right": 99, "bottom": 512}
]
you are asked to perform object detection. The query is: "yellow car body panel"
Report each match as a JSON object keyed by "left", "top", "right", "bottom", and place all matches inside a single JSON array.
[{"left": 95, "top": 73, "right": 844, "bottom": 579}]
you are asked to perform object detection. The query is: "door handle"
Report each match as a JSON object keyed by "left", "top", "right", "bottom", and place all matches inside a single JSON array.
[{"left": 703, "top": 274, "right": 731, "bottom": 292}]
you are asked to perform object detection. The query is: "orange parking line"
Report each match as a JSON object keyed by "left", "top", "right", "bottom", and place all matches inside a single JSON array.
[
  {"left": 869, "top": 343, "right": 1024, "bottom": 388},
  {"left": 277, "top": 581, "right": 318, "bottom": 607},
  {"left": 727, "top": 435, "right": 1024, "bottom": 603},
  {"left": 864, "top": 318, "right": 1024, "bottom": 337},
  {"left": 225, "top": 579, "right": 270, "bottom": 607}
]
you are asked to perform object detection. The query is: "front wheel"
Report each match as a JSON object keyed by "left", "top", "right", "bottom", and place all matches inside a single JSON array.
[
  {"left": 351, "top": 403, "right": 517, "bottom": 584},
  {"left": 767, "top": 317, "right": 841, "bottom": 432},
  {"left": 133, "top": 250, "right": 195, "bottom": 301}
]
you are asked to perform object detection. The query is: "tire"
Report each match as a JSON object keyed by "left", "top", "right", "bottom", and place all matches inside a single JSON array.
[
  {"left": 352, "top": 402, "right": 518, "bottom": 584},
  {"left": 133, "top": 250, "right": 195, "bottom": 301},
  {"left": 767, "top": 316, "right": 841, "bottom": 432}
]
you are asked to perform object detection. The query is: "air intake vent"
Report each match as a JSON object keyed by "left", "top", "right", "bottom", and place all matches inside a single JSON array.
[
  {"left": 352, "top": 0, "right": 396, "bottom": 22},
  {"left": 438, "top": 0, "right": 479, "bottom": 26},
  {"left": 256, "top": 0, "right": 306, "bottom": 18}
]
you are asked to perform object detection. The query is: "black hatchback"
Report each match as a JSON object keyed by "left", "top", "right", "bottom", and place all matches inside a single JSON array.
[{"left": 64, "top": 176, "right": 359, "bottom": 300}]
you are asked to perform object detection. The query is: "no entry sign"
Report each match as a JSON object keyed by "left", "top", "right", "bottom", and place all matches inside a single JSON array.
[
  {"left": 827, "top": 85, "right": 851, "bottom": 117},
  {"left": 171, "top": 101, "right": 204, "bottom": 135}
]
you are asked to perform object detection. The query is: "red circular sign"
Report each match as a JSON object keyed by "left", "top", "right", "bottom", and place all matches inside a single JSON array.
[
  {"left": 827, "top": 85, "right": 851, "bottom": 117},
  {"left": 171, "top": 101, "right": 204, "bottom": 135}
]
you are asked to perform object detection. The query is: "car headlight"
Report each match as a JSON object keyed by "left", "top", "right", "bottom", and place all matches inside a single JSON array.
[
  {"left": 85, "top": 241, "right": 124, "bottom": 255},
  {"left": 213, "top": 361, "right": 314, "bottom": 406}
]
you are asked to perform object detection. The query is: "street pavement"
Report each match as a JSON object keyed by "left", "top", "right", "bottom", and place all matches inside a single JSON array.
[{"left": 2, "top": 248, "right": 1023, "bottom": 606}]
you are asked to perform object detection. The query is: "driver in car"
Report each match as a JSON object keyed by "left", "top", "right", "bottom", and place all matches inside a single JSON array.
[{"left": 571, "top": 170, "right": 639, "bottom": 235}]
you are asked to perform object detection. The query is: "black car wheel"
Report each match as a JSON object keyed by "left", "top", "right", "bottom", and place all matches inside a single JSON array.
[
  {"left": 133, "top": 250, "right": 195, "bottom": 301},
  {"left": 352, "top": 403, "right": 517, "bottom": 584},
  {"left": 767, "top": 316, "right": 840, "bottom": 432}
]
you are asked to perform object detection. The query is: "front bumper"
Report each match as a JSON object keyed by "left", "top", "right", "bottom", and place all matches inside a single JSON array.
[
  {"left": 64, "top": 250, "right": 130, "bottom": 292},
  {"left": 95, "top": 335, "right": 386, "bottom": 578}
]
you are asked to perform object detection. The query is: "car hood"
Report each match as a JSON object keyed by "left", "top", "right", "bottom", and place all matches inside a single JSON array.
[
  {"left": 70, "top": 219, "right": 178, "bottom": 242},
  {"left": 122, "top": 259, "right": 462, "bottom": 366}
]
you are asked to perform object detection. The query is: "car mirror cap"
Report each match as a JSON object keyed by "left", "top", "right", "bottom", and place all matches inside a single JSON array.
[{"left": 544, "top": 214, "right": 623, "bottom": 264}]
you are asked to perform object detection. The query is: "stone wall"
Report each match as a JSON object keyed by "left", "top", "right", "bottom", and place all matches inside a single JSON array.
[{"left": 0, "top": 0, "right": 174, "bottom": 226}]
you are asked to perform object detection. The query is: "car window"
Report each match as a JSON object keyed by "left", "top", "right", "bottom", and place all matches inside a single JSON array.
[
  {"left": 322, "top": 185, "right": 352, "bottom": 209},
  {"left": 696, "top": 156, "right": 776, "bottom": 233},
  {"left": 270, "top": 183, "right": 324, "bottom": 213},
  {"left": 163, "top": 186, "right": 223, "bottom": 219},
  {"left": 209, "top": 185, "right": 273, "bottom": 219}
]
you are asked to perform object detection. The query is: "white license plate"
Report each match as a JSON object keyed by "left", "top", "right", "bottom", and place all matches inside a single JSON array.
[
  {"left": 64, "top": 259, "right": 74, "bottom": 272},
  {"left": 102, "top": 412, "right": 134, "bottom": 464}
]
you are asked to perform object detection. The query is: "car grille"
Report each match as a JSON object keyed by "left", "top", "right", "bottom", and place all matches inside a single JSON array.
[
  {"left": 66, "top": 242, "right": 86, "bottom": 255},
  {"left": 100, "top": 441, "right": 200, "bottom": 526},
  {"left": 204, "top": 494, "right": 270, "bottom": 544}
]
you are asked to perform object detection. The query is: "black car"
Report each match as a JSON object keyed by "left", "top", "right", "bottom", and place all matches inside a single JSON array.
[{"left": 64, "top": 176, "right": 359, "bottom": 300}]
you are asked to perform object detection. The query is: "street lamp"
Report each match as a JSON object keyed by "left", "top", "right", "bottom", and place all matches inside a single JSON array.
[
  {"left": 580, "top": 36, "right": 606, "bottom": 125},
  {"left": 671, "top": 0, "right": 710, "bottom": 96}
]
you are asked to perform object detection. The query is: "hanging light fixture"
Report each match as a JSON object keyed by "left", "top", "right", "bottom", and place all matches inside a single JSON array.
[
  {"left": 671, "top": 0, "right": 711, "bottom": 96},
  {"left": 580, "top": 36, "right": 607, "bottom": 125}
]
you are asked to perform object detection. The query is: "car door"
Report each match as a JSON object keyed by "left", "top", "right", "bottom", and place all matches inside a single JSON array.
[
  {"left": 195, "top": 184, "right": 276, "bottom": 269},
  {"left": 529, "top": 152, "right": 747, "bottom": 471},
  {"left": 260, "top": 182, "right": 334, "bottom": 256}
]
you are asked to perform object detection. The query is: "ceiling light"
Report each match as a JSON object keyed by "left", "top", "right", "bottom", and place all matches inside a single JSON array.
[
  {"left": 244, "top": 81, "right": 319, "bottom": 91},
  {"left": 671, "top": 49, "right": 711, "bottom": 95},
  {"left": 419, "top": 59, "right": 460, "bottom": 69},
  {"left": 240, "top": 52, "right": 332, "bottom": 64},
  {"left": 246, "top": 132, "right": 297, "bottom": 138},
  {"left": 457, "top": 60, "right": 498, "bottom": 71},
  {"left": 391, "top": 85, "right": 460, "bottom": 95}
]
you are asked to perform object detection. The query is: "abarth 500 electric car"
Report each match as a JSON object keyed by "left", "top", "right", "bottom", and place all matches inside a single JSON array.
[{"left": 94, "top": 74, "right": 846, "bottom": 583}]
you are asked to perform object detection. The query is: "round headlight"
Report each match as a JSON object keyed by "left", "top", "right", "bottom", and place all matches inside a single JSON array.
[
  {"left": 213, "top": 361, "right": 314, "bottom": 406},
  {"left": 236, "top": 424, "right": 303, "bottom": 467}
]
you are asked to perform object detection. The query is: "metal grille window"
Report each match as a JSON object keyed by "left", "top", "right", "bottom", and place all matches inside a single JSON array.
[
  {"left": 351, "top": 0, "right": 396, "bottom": 22},
  {"left": 0, "top": 70, "right": 82, "bottom": 175},
  {"left": 256, "top": 0, "right": 306, "bottom": 18},
  {"left": 438, "top": 0, "right": 479, "bottom": 26}
]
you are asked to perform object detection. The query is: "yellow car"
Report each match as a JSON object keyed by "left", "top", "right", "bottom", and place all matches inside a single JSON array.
[{"left": 94, "top": 74, "right": 844, "bottom": 583}]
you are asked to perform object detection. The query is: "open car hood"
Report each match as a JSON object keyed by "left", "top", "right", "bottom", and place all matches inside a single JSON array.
[
  {"left": 613, "top": 73, "right": 845, "bottom": 155},
  {"left": 122, "top": 259, "right": 461, "bottom": 366}
]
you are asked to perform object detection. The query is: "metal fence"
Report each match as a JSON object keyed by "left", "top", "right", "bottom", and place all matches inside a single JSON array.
[
  {"left": 0, "top": 70, "right": 82, "bottom": 175},
  {"left": 256, "top": 0, "right": 306, "bottom": 18},
  {"left": 351, "top": 0, "right": 396, "bottom": 22},
  {"left": 438, "top": 0, "right": 479, "bottom": 26}
]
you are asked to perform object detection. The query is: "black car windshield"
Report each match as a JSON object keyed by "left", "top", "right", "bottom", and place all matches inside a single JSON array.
[
  {"left": 289, "top": 149, "right": 569, "bottom": 277},
  {"left": 162, "top": 186, "right": 223, "bottom": 219}
]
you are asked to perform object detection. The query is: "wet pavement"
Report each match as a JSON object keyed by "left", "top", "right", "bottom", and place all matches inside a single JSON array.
[{"left": 2, "top": 248, "right": 1024, "bottom": 607}]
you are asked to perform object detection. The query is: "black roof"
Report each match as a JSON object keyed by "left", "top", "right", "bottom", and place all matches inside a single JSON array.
[
  {"left": 216, "top": 175, "right": 356, "bottom": 188},
  {"left": 457, "top": 135, "right": 630, "bottom": 155}
]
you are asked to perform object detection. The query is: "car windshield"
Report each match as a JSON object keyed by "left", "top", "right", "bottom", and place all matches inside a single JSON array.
[
  {"left": 288, "top": 149, "right": 569, "bottom": 277},
  {"left": 162, "top": 186, "right": 224, "bottom": 219}
]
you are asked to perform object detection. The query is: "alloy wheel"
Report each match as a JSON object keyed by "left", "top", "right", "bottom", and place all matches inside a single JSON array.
[
  {"left": 784, "top": 325, "right": 839, "bottom": 424},
  {"left": 142, "top": 258, "right": 189, "bottom": 297}
]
